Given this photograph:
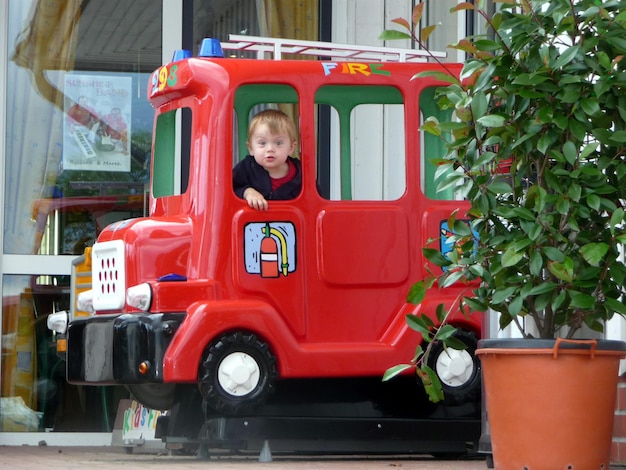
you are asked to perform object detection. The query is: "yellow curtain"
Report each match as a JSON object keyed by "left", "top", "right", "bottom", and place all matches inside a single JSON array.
[
  {"left": 261, "top": 0, "right": 318, "bottom": 42},
  {"left": 258, "top": 0, "right": 319, "bottom": 155},
  {"left": 12, "top": 0, "right": 81, "bottom": 108},
  {"left": 8, "top": 0, "right": 82, "bottom": 254}
]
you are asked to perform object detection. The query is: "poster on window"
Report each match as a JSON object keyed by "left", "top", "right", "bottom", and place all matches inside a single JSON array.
[{"left": 63, "top": 74, "right": 132, "bottom": 172}]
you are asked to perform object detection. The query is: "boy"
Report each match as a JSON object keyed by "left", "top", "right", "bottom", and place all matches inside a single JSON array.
[{"left": 233, "top": 109, "right": 301, "bottom": 210}]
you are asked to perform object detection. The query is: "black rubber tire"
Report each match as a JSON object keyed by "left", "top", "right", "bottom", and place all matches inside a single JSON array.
[
  {"left": 126, "top": 383, "right": 177, "bottom": 411},
  {"left": 198, "top": 332, "right": 278, "bottom": 416},
  {"left": 426, "top": 329, "right": 481, "bottom": 405}
]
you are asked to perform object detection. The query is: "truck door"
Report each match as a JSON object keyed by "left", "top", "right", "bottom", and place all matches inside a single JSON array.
[
  {"left": 231, "top": 84, "right": 307, "bottom": 338},
  {"left": 306, "top": 84, "right": 412, "bottom": 345}
]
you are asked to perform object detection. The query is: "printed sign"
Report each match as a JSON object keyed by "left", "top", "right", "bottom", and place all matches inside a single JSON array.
[
  {"left": 63, "top": 74, "right": 132, "bottom": 172},
  {"left": 121, "top": 400, "right": 163, "bottom": 443}
]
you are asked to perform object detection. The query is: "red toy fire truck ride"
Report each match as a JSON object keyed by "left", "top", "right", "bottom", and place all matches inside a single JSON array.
[{"left": 49, "top": 36, "right": 482, "bottom": 427}]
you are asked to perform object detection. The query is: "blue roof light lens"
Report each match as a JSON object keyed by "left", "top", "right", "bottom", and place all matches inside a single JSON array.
[
  {"left": 171, "top": 49, "right": 192, "bottom": 62},
  {"left": 198, "top": 38, "right": 224, "bottom": 58}
]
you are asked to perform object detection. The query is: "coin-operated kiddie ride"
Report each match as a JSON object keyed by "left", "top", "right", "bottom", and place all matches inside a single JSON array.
[{"left": 49, "top": 36, "right": 483, "bottom": 458}]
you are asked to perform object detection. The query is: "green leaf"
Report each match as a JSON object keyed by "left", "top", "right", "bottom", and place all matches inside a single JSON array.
[
  {"left": 442, "top": 270, "right": 465, "bottom": 287},
  {"left": 537, "top": 132, "right": 553, "bottom": 155},
  {"left": 477, "top": 114, "right": 506, "bottom": 127},
  {"left": 378, "top": 30, "right": 412, "bottom": 41},
  {"left": 556, "top": 197, "right": 570, "bottom": 215},
  {"left": 611, "top": 131, "right": 626, "bottom": 143},
  {"left": 405, "top": 314, "right": 432, "bottom": 336},
  {"left": 473, "top": 39, "right": 501, "bottom": 51},
  {"left": 407, "top": 278, "right": 435, "bottom": 304},
  {"left": 543, "top": 246, "right": 565, "bottom": 262},
  {"left": 452, "top": 219, "right": 472, "bottom": 237},
  {"left": 471, "top": 91, "right": 488, "bottom": 120},
  {"left": 421, "top": 117, "right": 442, "bottom": 137},
  {"left": 461, "top": 60, "right": 485, "bottom": 80},
  {"left": 563, "top": 141, "right": 578, "bottom": 165},
  {"left": 435, "top": 324, "right": 459, "bottom": 341},
  {"left": 508, "top": 295, "right": 523, "bottom": 316},
  {"left": 492, "top": 286, "right": 517, "bottom": 304},
  {"left": 418, "top": 365, "right": 444, "bottom": 403},
  {"left": 501, "top": 247, "right": 524, "bottom": 267},
  {"left": 463, "top": 296, "right": 487, "bottom": 312},
  {"left": 580, "top": 243, "right": 609, "bottom": 266},
  {"left": 548, "top": 258, "right": 574, "bottom": 283},
  {"left": 412, "top": 71, "right": 460, "bottom": 85},
  {"left": 610, "top": 208, "right": 625, "bottom": 233},
  {"left": 580, "top": 97, "right": 600, "bottom": 116},
  {"left": 605, "top": 297, "right": 626, "bottom": 316},
  {"left": 411, "top": 343, "right": 425, "bottom": 362},
  {"left": 587, "top": 193, "right": 601, "bottom": 211},
  {"left": 568, "top": 290, "right": 596, "bottom": 309},
  {"left": 435, "top": 303, "right": 446, "bottom": 323},
  {"left": 527, "top": 282, "right": 558, "bottom": 296},
  {"left": 487, "top": 181, "right": 513, "bottom": 194},
  {"left": 512, "top": 73, "right": 550, "bottom": 86},
  {"left": 444, "top": 336, "right": 468, "bottom": 350},
  {"left": 552, "top": 290, "right": 566, "bottom": 313},
  {"left": 552, "top": 45, "right": 580, "bottom": 69},
  {"left": 423, "top": 247, "right": 452, "bottom": 267},
  {"left": 530, "top": 250, "right": 543, "bottom": 276},
  {"left": 383, "top": 364, "right": 413, "bottom": 382}
]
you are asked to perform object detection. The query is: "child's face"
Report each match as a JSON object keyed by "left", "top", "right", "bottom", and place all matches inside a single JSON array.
[{"left": 247, "top": 123, "right": 295, "bottom": 172}]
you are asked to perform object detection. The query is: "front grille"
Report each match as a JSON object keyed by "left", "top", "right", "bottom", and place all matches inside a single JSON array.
[{"left": 92, "top": 240, "right": 126, "bottom": 311}]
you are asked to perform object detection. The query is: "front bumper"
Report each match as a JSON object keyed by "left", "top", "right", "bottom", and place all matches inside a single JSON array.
[{"left": 66, "top": 313, "right": 185, "bottom": 384}]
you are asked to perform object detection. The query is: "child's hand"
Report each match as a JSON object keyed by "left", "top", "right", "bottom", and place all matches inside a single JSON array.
[{"left": 243, "top": 188, "right": 269, "bottom": 210}]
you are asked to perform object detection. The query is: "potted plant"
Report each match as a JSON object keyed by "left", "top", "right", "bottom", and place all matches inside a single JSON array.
[{"left": 381, "top": 1, "right": 626, "bottom": 468}]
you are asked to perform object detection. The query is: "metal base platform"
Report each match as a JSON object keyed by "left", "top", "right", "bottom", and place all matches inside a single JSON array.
[{"left": 154, "top": 377, "right": 482, "bottom": 459}]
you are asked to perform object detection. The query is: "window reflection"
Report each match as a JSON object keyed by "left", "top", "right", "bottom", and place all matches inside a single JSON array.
[
  {"left": 2, "top": 0, "right": 161, "bottom": 433},
  {"left": 6, "top": 1, "right": 158, "bottom": 256},
  {"left": 1, "top": 0, "right": 321, "bottom": 434}
]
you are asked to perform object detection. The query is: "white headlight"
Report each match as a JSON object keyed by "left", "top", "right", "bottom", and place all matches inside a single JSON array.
[
  {"left": 126, "top": 283, "right": 152, "bottom": 311},
  {"left": 77, "top": 290, "right": 94, "bottom": 315}
]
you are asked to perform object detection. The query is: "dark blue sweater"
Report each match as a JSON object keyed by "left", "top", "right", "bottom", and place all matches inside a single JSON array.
[{"left": 232, "top": 155, "right": 302, "bottom": 200}]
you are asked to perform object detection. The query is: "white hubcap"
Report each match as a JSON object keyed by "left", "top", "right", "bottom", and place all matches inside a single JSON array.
[
  {"left": 435, "top": 348, "right": 474, "bottom": 387},
  {"left": 217, "top": 352, "right": 261, "bottom": 397}
]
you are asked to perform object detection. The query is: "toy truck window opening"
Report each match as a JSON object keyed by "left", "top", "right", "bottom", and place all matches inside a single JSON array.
[
  {"left": 315, "top": 85, "right": 405, "bottom": 201},
  {"left": 233, "top": 83, "right": 408, "bottom": 202},
  {"left": 153, "top": 107, "right": 191, "bottom": 198},
  {"left": 152, "top": 84, "right": 454, "bottom": 204}
]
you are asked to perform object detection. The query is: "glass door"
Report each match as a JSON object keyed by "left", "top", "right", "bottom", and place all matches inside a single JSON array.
[{"left": 1, "top": 0, "right": 168, "bottom": 441}]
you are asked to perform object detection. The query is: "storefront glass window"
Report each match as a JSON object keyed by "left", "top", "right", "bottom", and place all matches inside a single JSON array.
[
  {"left": 5, "top": 0, "right": 160, "bottom": 256},
  {"left": 2, "top": 0, "right": 323, "bottom": 435},
  {"left": 2, "top": 0, "right": 161, "bottom": 432}
]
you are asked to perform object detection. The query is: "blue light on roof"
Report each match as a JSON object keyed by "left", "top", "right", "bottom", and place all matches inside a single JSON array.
[
  {"left": 171, "top": 49, "right": 192, "bottom": 62},
  {"left": 158, "top": 273, "right": 187, "bottom": 282},
  {"left": 198, "top": 38, "right": 224, "bottom": 58}
]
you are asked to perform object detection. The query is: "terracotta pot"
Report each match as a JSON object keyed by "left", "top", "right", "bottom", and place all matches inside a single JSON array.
[{"left": 476, "top": 338, "right": 626, "bottom": 470}]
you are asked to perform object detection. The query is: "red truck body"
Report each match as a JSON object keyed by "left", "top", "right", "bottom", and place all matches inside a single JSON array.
[{"left": 61, "top": 38, "right": 481, "bottom": 417}]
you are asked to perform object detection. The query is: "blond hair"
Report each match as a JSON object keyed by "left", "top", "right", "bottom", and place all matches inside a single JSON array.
[{"left": 247, "top": 109, "right": 297, "bottom": 143}]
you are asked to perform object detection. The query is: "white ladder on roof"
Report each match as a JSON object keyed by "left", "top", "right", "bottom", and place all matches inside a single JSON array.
[{"left": 221, "top": 34, "right": 446, "bottom": 62}]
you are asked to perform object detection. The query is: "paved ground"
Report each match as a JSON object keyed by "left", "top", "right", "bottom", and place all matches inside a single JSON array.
[{"left": 0, "top": 446, "right": 490, "bottom": 469}]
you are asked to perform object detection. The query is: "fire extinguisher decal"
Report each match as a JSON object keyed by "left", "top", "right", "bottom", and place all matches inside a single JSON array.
[{"left": 244, "top": 222, "right": 296, "bottom": 277}]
